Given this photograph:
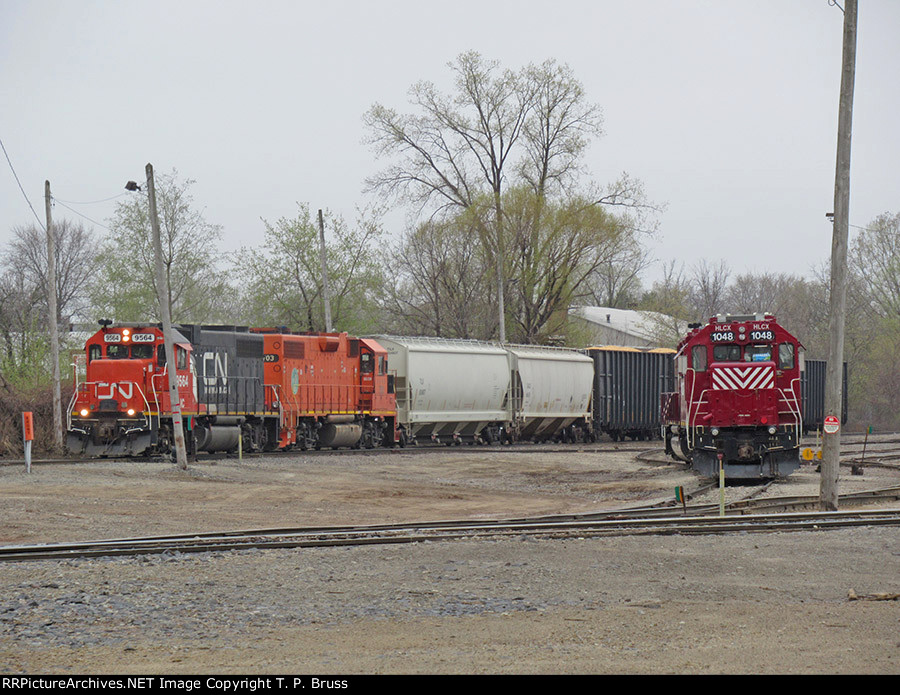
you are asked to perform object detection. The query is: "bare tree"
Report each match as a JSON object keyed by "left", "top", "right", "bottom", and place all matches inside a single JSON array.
[
  {"left": 637, "top": 261, "right": 694, "bottom": 346},
  {"left": 381, "top": 216, "right": 492, "bottom": 338},
  {"left": 364, "top": 52, "right": 648, "bottom": 340},
  {"left": 585, "top": 221, "right": 652, "bottom": 308},
  {"left": 688, "top": 259, "right": 730, "bottom": 320},
  {"left": 849, "top": 211, "right": 900, "bottom": 319},
  {"left": 6, "top": 220, "right": 97, "bottom": 326}
]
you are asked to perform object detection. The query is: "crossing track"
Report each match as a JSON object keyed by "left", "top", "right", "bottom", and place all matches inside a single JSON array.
[{"left": 2, "top": 490, "right": 898, "bottom": 563}]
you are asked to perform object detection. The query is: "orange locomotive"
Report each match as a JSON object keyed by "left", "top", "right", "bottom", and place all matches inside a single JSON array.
[
  {"left": 68, "top": 322, "right": 397, "bottom": 457},
  {"left": 254, "top": 330, "right": 396, "bottom": 451}
]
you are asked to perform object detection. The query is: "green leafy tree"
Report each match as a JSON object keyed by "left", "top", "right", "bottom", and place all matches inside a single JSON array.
[
  {"left": 499, "top": 189, "right": 627, "bottom": 343},
  {"left": 239, "top": 204, "right": 385, "bottom": 334},
  {"left": 89, "top": 171, "right": 231, "bottom": 323}
]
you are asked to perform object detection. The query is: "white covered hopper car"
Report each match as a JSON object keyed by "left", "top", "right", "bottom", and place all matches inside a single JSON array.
[{"left": 374, "top": 336, "right": 593, "bottom": 445}]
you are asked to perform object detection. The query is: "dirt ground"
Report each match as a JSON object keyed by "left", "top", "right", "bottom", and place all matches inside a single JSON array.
[{"left": 0, "top": 442, "right": 898, "bottom": 675}]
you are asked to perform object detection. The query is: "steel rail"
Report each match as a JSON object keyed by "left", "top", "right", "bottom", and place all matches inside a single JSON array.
[{"left": 2, "top": 508, "right": 898, "bottom": 563}]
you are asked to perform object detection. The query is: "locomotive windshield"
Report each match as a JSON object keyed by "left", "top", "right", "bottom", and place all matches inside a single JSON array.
[
  {"left": 691, "top": 345, "right": 707, "bottom": 371},
  {"left": 713, "top": 344, "right": 740, "bottom": 362},
  {"left": 745, "top": 345, "right": 772, "bottom": 362},
  {"left": 778, "top": 343, "right": 795, "bottom": 369}
]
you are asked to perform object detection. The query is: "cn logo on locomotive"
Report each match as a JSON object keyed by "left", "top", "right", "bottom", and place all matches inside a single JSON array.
[
  {"left": 202, "top": 352, "right": 229, "bottom": 387},
  {"left": 97, "top": 382, "right": 133, "bottom": 400}
]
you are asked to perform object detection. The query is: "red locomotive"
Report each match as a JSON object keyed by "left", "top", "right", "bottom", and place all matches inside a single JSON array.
[
  {"left": 67, "top": 322, "right": 397, "bottom": 456},
  {"left": 67, "top": 322, "right": 199, "bottom": 456},
  {"left": 661, "top": 313, "right": 804, "bottom": 478}
]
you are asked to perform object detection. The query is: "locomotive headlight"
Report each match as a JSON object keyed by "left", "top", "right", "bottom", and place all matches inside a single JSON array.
[
  {"left": 768, "top": 426, "right": 777, "bottom": 435},
  {"left": 711, "top": 427, "right": 720, "bottom": 436},
  {"left": 127, "top": 408, "right": 136, "bottom": 416},
  {"left": 79, "top": 408, "right": 89, "bottom": 417}
]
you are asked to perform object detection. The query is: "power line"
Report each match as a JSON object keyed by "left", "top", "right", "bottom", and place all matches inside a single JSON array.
[
  {"left": 53, "top": 192, "right": 128, "bottom": 205},
  {"left": 0, "top": 135, "right": 45, "bottom": 231},
  {"left": 51, "top": 197, "right": 111, "bottom": 231}
]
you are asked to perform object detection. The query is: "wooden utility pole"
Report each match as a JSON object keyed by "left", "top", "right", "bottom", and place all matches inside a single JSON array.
[
  {"left": 821, "top": 0, "right": 857, "bottom": 511},
  {"left": 147, "top": 163, "right": 189, "bottom": 470},
  {"left": 44, "top": 180, "right": 63, "bottom": 450},
  {"left": 317, "top": 209, "right": 333, "bottom": 332}
]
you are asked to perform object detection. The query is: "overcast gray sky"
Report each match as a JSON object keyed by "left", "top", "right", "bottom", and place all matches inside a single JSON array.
[{"left": 2, "top": 0, "right": 897, "bottom": 287}]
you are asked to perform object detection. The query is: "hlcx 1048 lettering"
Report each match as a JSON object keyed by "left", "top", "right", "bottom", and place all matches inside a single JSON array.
[
  {"left": 750, "top": 330, "right": 774, "bottom": 341},
  {"left": 711, "top": 331, "right": 734, "bottom": 342}
]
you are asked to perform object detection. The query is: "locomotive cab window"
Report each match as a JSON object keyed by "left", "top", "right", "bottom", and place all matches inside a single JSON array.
[
  {"left": 107, "top": 344, "right": 129, "bottom": 359},
  {"left": 360, "top": 352, "right": 374, "bottom": 373},
  {"left": 157, "top": 345, "right": 166, "bottom": 367},
  {"left": 177, "top": 346, "right": 187, "bottom": 370},
  {"left": 712, "top": 344, "right": 740, "bottom": 362},
  {"left": 778, "top": 343, "right": 795, "bottom": 370},
  {"left": 691, "top": 345, "right": 707, "bottom": 372},
  {"left": 745, "top": 345, "right": 772, "bottom": 362},
  {"left": 88, "top": 345, "right": 101, "bottom": 362},
  {"left": 131, "top": 344, "right": 153, "bottom": 359}
]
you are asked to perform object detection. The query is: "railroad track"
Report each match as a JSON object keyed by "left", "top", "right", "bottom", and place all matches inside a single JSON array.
[
  {"left": 3, "top": 487, "right": 898, "bottom": 563},
  {"left": 0, "top": 439, "right": 663, "bottom": 468}
]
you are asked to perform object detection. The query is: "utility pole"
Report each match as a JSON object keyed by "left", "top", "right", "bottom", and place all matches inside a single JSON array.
[
  {"left": 821, "top": 0, "right": 857, "bottom": 511},
  {"left": 147, "top": 163, "right": 189, "bottom": 470},
  {"left": 317, "top": 209, "right": 333, "bottom": 332},
  {"left": 44, "top": 181, "right": 63, "bottom": 450}
]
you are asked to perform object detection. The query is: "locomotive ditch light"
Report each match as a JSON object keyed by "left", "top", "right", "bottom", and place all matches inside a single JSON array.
[
  {"left": 79, "top": 409, "right": 89, "bottom": 417},
  {"left": 768, "top": 426, "right": 777, "bottom": 435},
  {"left": 711, "top": 427, "right": 720, "bottom": 436},
  {"left": 127, "top": 408, "right": 136, "bottom": 416}
]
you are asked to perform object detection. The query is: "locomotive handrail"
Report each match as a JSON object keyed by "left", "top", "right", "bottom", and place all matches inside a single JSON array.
[
  {"left": 149, "top": 372, "right": 166, "bottom": 434},
  {"left": 685, "top": 367, "right": 702, "bottom": 449},
  {"left": 776, "top": 377, "right": 804, "bottom": 446},
  {"left": 66, "top": 380, "right": 154, "bottom": 436},
  {"left": 266, "top": 382, "right": 370, "bottom": 418},
  {"left": 65, "top": 389, "right": 79, "bottom": 431},
  {"left": 264, "top": 384, "right": 284, "bottom": 427},
  {"left": 688, "top": 389, "right": 711, "bottom": 451}
]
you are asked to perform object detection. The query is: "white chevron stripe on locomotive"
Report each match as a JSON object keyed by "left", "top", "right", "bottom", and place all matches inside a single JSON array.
[{"left": 711, "top": 365, "right": 774, "bottom": 390}]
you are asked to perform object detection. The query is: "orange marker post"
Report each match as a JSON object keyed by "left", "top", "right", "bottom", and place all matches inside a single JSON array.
[{"left": 22, "top": 411, "right": 34, "bottom": 473}]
